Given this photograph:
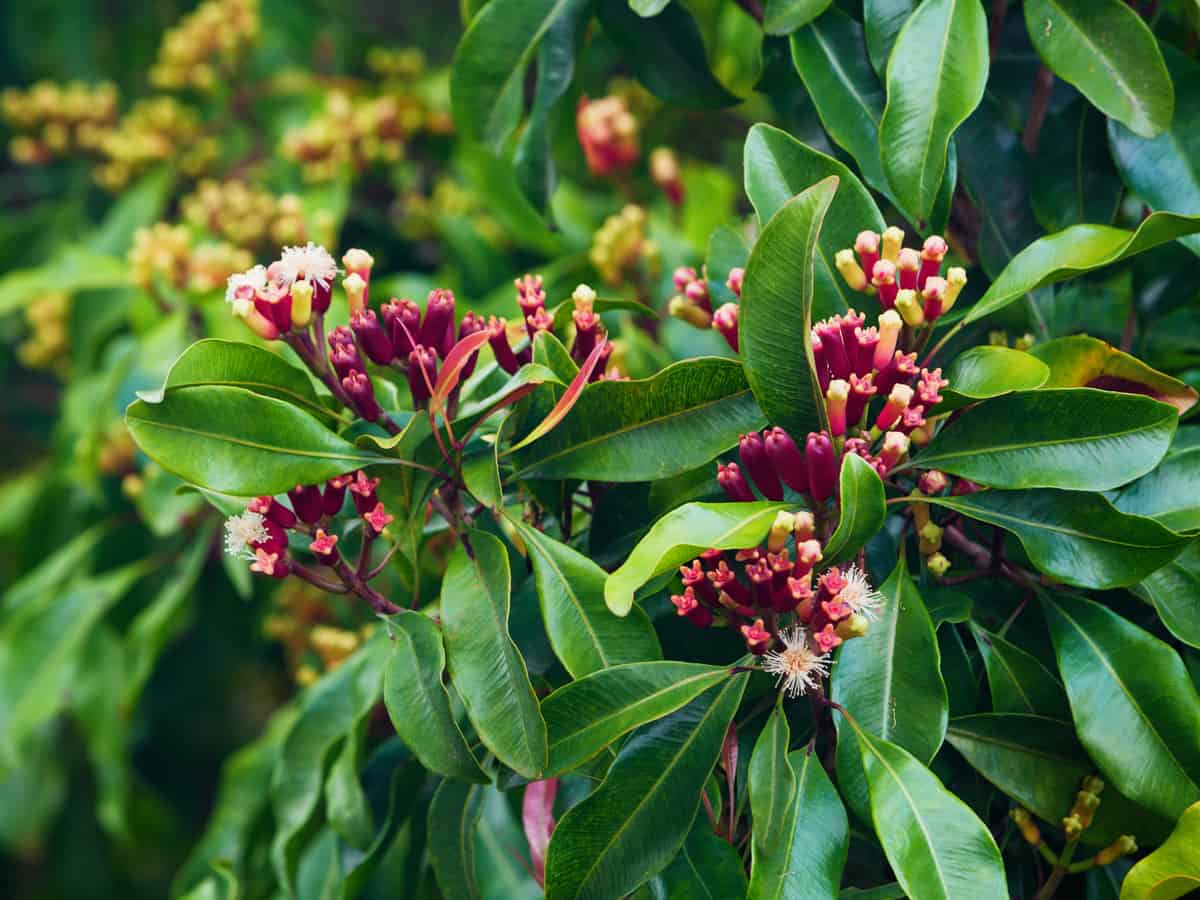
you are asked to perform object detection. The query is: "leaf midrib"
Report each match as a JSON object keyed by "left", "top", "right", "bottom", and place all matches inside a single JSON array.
[
  {"left": 522, "top": 527, "right": 610, "bottom": 672},
  {"left": 916, "top": 415, "right": 1170, "bottom": 466},
  {"left": 1040, "top": 0, "right": 1146, "bottom": 124},
  {"left": 127, "top": 415, "right": 375, "bottom": 463}
]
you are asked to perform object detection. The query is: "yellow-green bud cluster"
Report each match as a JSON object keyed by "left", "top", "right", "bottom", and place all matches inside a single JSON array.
[
  {"left": 129, "top": 222, "right": 252, "bottom": 293},
  {"left": 589, "top": 204, "right": 659, "bottom": 287},
  {"left": 366, "top": 47, "right": 427, "bottom": 82},
  {"left": 149, "top": 0, "right": 259, "bottom": 91},
  {"left": 181, "top": 179, "right": 315, "bottom": 249},
  {"left": 18, "top": 292, "right": 71, "bottom": 373},
  {"left": 94, "top": 97, "right": 216, "bottom": 190},
  {"left": 3, "top": 80, "right": 119, "bottom": 164}
]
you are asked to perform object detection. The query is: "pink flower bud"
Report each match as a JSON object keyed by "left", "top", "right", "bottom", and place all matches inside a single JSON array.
[
  {"left": 322, "top": 474, "right": 353, "bottom": 516},
  {"left": 673, "top": 266, "right": 697, "bottom": 293},
  {"left": 763, "top": 427, "right": 808, "bottom": 493},
  {"left": 921, "top": 276, "right": 948, "bottom": 321},
  {"left": 348, "top": 471, "right": 379, "bottom": 514},
  {"left": 826, "top": 379, "right": 850, "bottom": 436},
  {"left": 421, "top": 289, "right": 456, "bottom": 358},
  {"left": 871, "top": 259, "right": 898, "bottom": 309},
  {"left": 249, "top": 495, "right": 297, "bottom": 529},
  {"left": 813, "top": 623, "right": 842, "bottom": 654},
  {"left": 250, "top": 548, "right": 289, "bottom": 579},
  {"left": 382, "top": 298, "right": 422, "bottom": 356},
  {"left": 806, "top": 431, "right": 837, "bottom": 503},
  {"left": 343, "top": 370, "right": 381, "bottom": 421},
  {"left": 310, "top": 529, "right": 339, "bottom": 562},
  {"left": 919, "top": 235, "right": 948, "bottom": 289},
  {"left": 739, "top": 432, "right": 783, "bottom": 500},
  {"left": 717, "top": 462, "right": 756, "bottom": 502},
  {"left": 918, "top": 367, "right": 948, "bottom": 406},
  {"left": 526, "top": 306, "right": 553, "bottom": 339},
  {"left": 364, "top": 502, "right": 394, "bottom": 535},
  {"left": 876, "top": 384, "right": 914, "bottom": 431},
  {"left": 741, "top": 618, "right": 772, "bottom": 654},
  {"left": 845, "top": 372, "right": 877, "bottom": 428},
  {"left": 487, "top": 316, "right": 520, "bottom": 374},
  {"left": 288, "top": 484, "right": 324, "bottom": 524},
  {"left": 855, "top": 231, "right": 880, "bottom": 280},
  {"left": 897, "top": 248, "right": 921, "bottom": 291},
  {"left": 351, "top": 309, "right": 394, "bottom": 364},
  {"left": 726, "top": 267, "right": 744, "bottom": 298},
  {"left": 815, "top": 317, "right": 852, "bottom": 380},
  {"left": 879, "top": 431, "right": 910, "bottom": 471},
  {"left": 713, "top": 302, "right": 739, "bottom": 352},
  {"left": 918, "top": 470, "right": 949, "bottom": 495},
  {"left": 899, "top": 404, "right": 926, "bottom": 434}
]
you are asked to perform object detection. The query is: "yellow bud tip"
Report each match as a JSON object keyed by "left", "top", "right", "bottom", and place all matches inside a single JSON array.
[
  {"left": 878, "top": 308, "right": 903, "bottom": 335},
  {"left": 793, "top": 511, "right": 816, "bottom": 541},
  {"left": 290, "top": 280, "right": 313, "bottom": 328},
  {"left": 943, "top": 266, "right": 967, "bottom": 310},
  {"left": 836, "top": 613, "right": 870, "bottom": 640},
  {"left": 1082, "top": 775, "right": 1105, "bottom": 795},
  {"left": 835, "top": 249, "right": 868, "bottom": 291},
  {"left": 895, "top": 289, "right": 925, "bottom": 327},
  {"left": 342, "top": 248, "right": 374, "bottom": 277},
  {"left": 926, "top": 552, "right": 951, "bottom": 577},
  {"left": 343, "top": 272, "right": 366, "bottom": 316},
  {"left": 881, "top": 226, "right": 905, "bottom": 263},
  {"left": 572, "top": 283, "right": 597, "bottom": 311},
  {"left": 668, "top": 295, "right": 712, "bottom": 329}
]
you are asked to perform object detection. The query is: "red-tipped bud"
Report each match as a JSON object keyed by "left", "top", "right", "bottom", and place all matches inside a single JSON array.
[
  {"left": 590, "top": 341, "right": 614, "bottom": 382},
  {"left": 348, "top": 470, "right": 380, "bottom": 513},
  {"left": 897, "top": 248, "right": 921, "bottom": 291},
  {"left": 806, "top": 432, "right": 837, "bottom": 503},
  {"left": 572, "top": 306, "right": 601, "bottom": 361},
  {"left": 794, "top": 511, "right": 815, "bottom": 541},
  {"left": 343, "top": 273, "right": 367, "bottom": 318},
  {"left": 845, "top": 372, "right": 877, "bottom": 429},
  {"left": 739, "top": 432, "right": 783, "bottom": 500},
  {"left": 323, "top": 474, "right": 352, "bottom": 515},
  {"left": 351, "top": 309, "right": 395, "bottom": 364},
  {"left": 855, "top": 231, "right": 880, "bottom": 280},
  {"left": 672, "top": 586, "right": 699, "bottom": 617},
  {"left": 673, "top": 266, "right": 697, "bottom": 292},
  {"left": 726, "top": 267, "right": 744, "bottom": 298},
  {"left": 342, "top": 248, "right": 374, "bottom": 281},
  {"left": 763, "top": 427, "right": 808, "bottom": 493},
  {"left": 879, "top": 431, "right": 910, "bottom": 471},
  {"left": 330, "top": 342, "right": 362, "bottom": 380},
  {"left": 874, "top": 349, "right": 918, "bottom": 395},
  {"left": 514, "top": 273, "right": 546, "bottom": 317},
  {"left": 526, "top": 306, "right": 554, "bottom": 338},
  {"left": 713, "top": 303, "right": 739, "bottom": 352},
  {"left": 288, "top": 484, "right": 325, "bottom": 524},
  {"left": 310, "top": 528, "right": 339, "bottom": 562},
  {"left": 876, "top": 384, "right": 914, "bottom": 431},
  {"left": 873, "top": 310, "right": 903, "bottom": 371},
  {"left": 249, "top": 495, "right": 297, "bottom": 529},
  {"left": 794, "top": 539, "right": 823, "bottom": 576},
  {"left": 487, "top": 316, "right": 520, "bottom": 374},
  {"left": 684, "top": 278, "right": 711, "bottom": 313},
  {"left": 717, "top": 462, "right": 756, "bottom": 502},
  {"left": 406, "top": 345, "right": 438, "bottom": 409},
  {"left": 918, "top": 470, "right": 949, "bottom": 495},
  {"left": 364, "top": 502, "right": 394, "bottom": 535},
  {"left": 871, "top": 259, "right": 898, "bottom": 309},
  {"left": 919, "top": 235, "right": 948, "bottom": 289},
  {"left": 421, "top": 289, "right": 456, "bottom": 358},
  {"left": 811, "top": 330, "right": 832, "bottom": 393},
  {"left": 382, "top": 298, "right": 422, "bottom": 356},
  {"left": 826, "top": 379, "right": 850, "bottom": 436},
  {"left": 343, "top": 370, "right": 381, "bottom": 421}
]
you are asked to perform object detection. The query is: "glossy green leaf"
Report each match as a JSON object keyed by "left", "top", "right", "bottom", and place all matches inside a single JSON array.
[
  {"left": 0, "top": 245, "right": 128, "bottom": 316},
  {"left": 605, "top": 500, "right": 789, "bottom": 615},
  {"left": 656, "top": 814, "right": 749, "bottom": 898},
  {"left": 938, "top": 346, "right": 1051, "bottom": 411},
  {"left": 383, "top": 613, "right": 489, "bottom": 783},
  {"left": 962, "top": 212, "right": 1200, "bottom": 325},
  {"left": 630, "top": 0, "right": 669, "bottom": 14},
  {"left": 910, "top": 389, "right": 1177, "bottom": 491},
  {"left": 833, "top": 556, "right": 947, "bottom": 823},
  {"left": 508, "top": 336, "right": 610, "bottom": 454},
  {"left": 1120, "top": 801, "right": 1200, "bottom": 900},
  {"left": 946, "top": 714, "right": 1167, "bottom": 847},
  {"left": 127, "top": 386, "right": 391, "bottom": 496},
  {"left": 428, "top": 779, "right": 485, "bottom": 900},
  {"left": 879, "top": 0, "right": 987, "bottom": 222},
  {"left": 1024, "top": 0, "right": 1173, "bottom": 139},
  {"left": 1043, "top": 593, "right": 1200, "bottom": 820},
  {"left": 969, "top": 624, "right": 1071, "bottom": 718},
  {"left": 1111, "top": 449, "right": 1200, "bottom": 534},
  {"left": 270, "top": 636, "right": 389, "bottom": 895},
  {"left": 512, "top": 357, "right": 765, "bottom": 482},
  {"left": 741, "top": 176, "right": 838, "bottom": 438},
  {"left": 1031, "top": 335, "right": 1198, "bottom": 416},
  {"left": 451, "top": 0, "right": 573, "bottom": 148},
  {"left": 325, "top": 719, "right": 373, "bottom": 849},
  {"left": 1108, "top": 47, "right": 1200, "bottom": 256},
  {"left": 847, "top": 722, "right": 1008, "bottom": 900},
  {"left": 1032, "top": 100, "right": 1123, "bottom": 232},
  {"left": 462, "top": 440, "right": 504, "bottom": 510},
  {"left": 863, "top": 0, "right": 916, "bottom": 76},
  {"left": 137, "top": 339, "right": 336, "bottom": 423},
  {"left": 743, "top": 125, "right": 886, "bottom": 322},
  {"left": 543, "top": 674, "right": 748, "bottom": 900},
  {"left": 596, "top": 0, "right": 739, "bottom": 107},
  {"left": 822, "top": 453, "right": 887, "bottom": 565},
  {"left": 924, "top": 489, "right": 1191, "bottom": 589},
  {"left": 542, "top": 661, "right": 732, "bottom": 775},
  {"left": 749, "top": 709, "right": 849, "bottom": 900},
  {"left": 1132, "top": 542, "right": 1200, "bottom": 649},
  {"left": 511, "top": 521, "right": 661, "bottom": 679},
  {"left": 442, "top": 531, "right": 547, "bottom": 778},
  {"left": 766, "top": 0, "right": 832, "bottom": 34}
]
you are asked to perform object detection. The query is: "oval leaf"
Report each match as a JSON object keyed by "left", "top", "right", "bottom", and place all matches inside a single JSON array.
[
  {"left": 879, "top": 0, "right": 987, "bottom": 222},
  {"left": 1120, "top": 801, "right": 1200, "bottom": 900},
  {"left": 442, "top": 531, "right": 547, "bottom": 778},
  {"left": 864, "top": 0, "right": 916, "bottom": 76},
  {"left": 969, "top": 624, "right": 1071, "bottom": 718},
  {"left": 542, "top": 661, "right": 732, "bottom": 775},
  {"left": 910, "top": 389, "right": 1177, "bottom": 491},
  {"left": 741, "top": 176, "right": 839, "bottom": 438},
  {"left": 543, "top": 674, "right": 748, "bottom": 900},
  {"left": 1042, "top": 593, "right": 1200, "bottom": 820},
  {"left": 766, "top": 0, "right": 833, "bottom": 35},
  {"left": 604, "top": 500, "right": 790, "bottom": 616},
  {"left": 822, "top": 453, "right": 887, "bottom": 565},
  {"left": 428, "top": 780, "right": 485, "bottom": 900},
  {"left": 939, "top": 345, "right": 1051, "bottom": 411},
  {"left": 1132, "top": 542, "right": 1200, "bottom": 649},
  {"left": 1111, "top": 448, "right": 1200, "bottom": 534}
]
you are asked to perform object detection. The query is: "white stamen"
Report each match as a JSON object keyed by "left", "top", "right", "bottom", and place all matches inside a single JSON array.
[
  {"left": 762, "top": 626, "right": 830, "bottom": 698},
  {"left": 225, "top": 264, "right": 268, "bottom": 305},
  {"left": 837, "top": 564, "right": 884, "bottom": 619},
  {"left": 274, "top": 242, "right": 338, "bottom": 290},
  {"left": 224, "top": 511, "right": 270, "bottom": 559}
]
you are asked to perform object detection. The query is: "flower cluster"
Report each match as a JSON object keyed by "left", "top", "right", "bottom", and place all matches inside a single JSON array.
[
  {"left": 649, "top": 147, "right": 684, "bottom": 207},
  {"left": 668, "top": 265, "right": 742, "bottom": 352},
  {"left": 671, "top": 511, "right": 882, "bottom": 696},
  {"left": 130, "top": 223, "right": 253, "bottom": 293},
  {"left": 149, "top": 0, "right": 259, "bottom": 91},
  {"left": 181, "top": 179, "right": 327, "bottom": 250},
  {"left": 17, "top": 291, "right": 70, "bottom": 373},
  {"left": 94, "top": 97, "right": 217, "bottom": 189},
  {"left": 576, "top": 95, "right": 639, "bottom": 177},
  {"left": 590, "top": 204, "right": 659, "bottom": 287},
  {"left": 3, "top": 80, "right": 119, "bottom": 164},
  {"left": 835, "top": 227, "right": 966, "bottom": 327}
]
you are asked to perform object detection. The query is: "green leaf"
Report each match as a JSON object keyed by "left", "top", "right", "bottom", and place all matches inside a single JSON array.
[
  {"left": 1030, "top": 335, "right": 1198, "bottom": 417},
  {"left": 748, "top": 710, "right": 849, "bottom": 900},
  {"left": 270, "top": 637, "right": 389, "bottom": 896},
  {"left": 630, "top": 0, "right": 669, "bottom": 14},
  {"left": 1042, "top": 593, "right": 1200, "bottom": 820},
  {"left": 137, "top": 339, "right": 336, "bottom": 422},
  {"left": 1132, "top": 542, "right": 1200, "bottom": 649},
  {"left": 938, "top": 346, "right": 1051, "bottom": 411},
  {"left": 789, "top": 9, "right": 888, "bottom": 194},
  {"left": 543, "top": 674, "right": 748, "bottom": 900},
  {"left": 946, "top": 713, "right": 1167, "bottom": 847},
  {"left": 127, "top": 386, "right": 391, "bottom": 496},
  {"left": 822, "top": 453, "right": 886, "bottom": 565},
  {"left": 1, "top": 519, "right": 114, "bottom": 613},
  {"left": 442, "top": 530, "right": 547, "bottom": 778},
  {"left": 325, "top": 719, "right": 374, "bottom": 849},
  {"left": 1024, "top": 0, "right": 1173, "bottom": 139},
  {"left": 743, "top": 125, "right": 886, "bottom": 322},
  {"left": 741, "top": 176, "right": 839, "bottom": 438},
  {"left": 1108, "top": 47, "right": 1200, "bottom": 256},
  {"left": 879, "top": 0, "right": 987, "bottom": 222},
  {"left": 1111, "top": 448, "right": 1200, "bottom": 534},
  {"left": 596, "top": 0, "right": 739, "bottom": 107},
  {"left": 428, "top": 780, "right": 485, "bottom": 900},
  {"left": 656, "top": 814, "right": 749, "bottom": 898},
  {"left": 88, "top": 166, "right": 174, "bottom": 256},
  {"left": 846, "top": 723, "right": 1008, "bottom": 900},
  {"left": 833, "top": 556, "right": 948, "bottom": 822},
  {"left": 604, "top": 500, "right": 789, "bottom": 616},
  {"left": 1032, "top": 100, "right": 1123, "bottom": 233},
  {"left": 451, "top": 0, "right": 575, "bottom": 148},
  {"left": 766, "top": 0, "right": 832, "bottom": 34},
  {"left": 923, "top": 489, "right": 1191, "bottom": 589},
  {"left": 510, "top": 521, "right": 661, "bottom": 678},
  {"left": 969, "top": 623, "right": 1071, "bottom": 718},
  {"left": 962, "top": 212, "right": 1200, "bottom": 325},
  {"left": 910, "top": 389, "right": 1177, "bottom": 491},
  {"left": 542, "top": 661, "right": 732, "bottom": 775},
  {"left": 863, "top": 0, "right": 916, "bottom": 76},
  {"left": 1120, "top": 801, "right": 1200, "bottom": 900},
  {"left": 383, "top": 613, "right": 489, "bottom": 783},
  {"left": 512, "top": 357, "right": 765, "bottom": 482},
  {"left": 0, "top": 245, "right": 128, "bottom": 316}
]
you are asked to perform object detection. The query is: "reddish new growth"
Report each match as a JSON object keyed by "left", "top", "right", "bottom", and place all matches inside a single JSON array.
[
  {"left": 836, "top": 227, "right": 966, "bottom": 327},
  {"left": 668, "top": 265, "right": 743, "bottom": 353}
]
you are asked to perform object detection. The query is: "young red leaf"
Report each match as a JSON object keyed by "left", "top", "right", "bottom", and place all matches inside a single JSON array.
[{"left": 507, "top": 336, "right": 607, "bottom": 453}]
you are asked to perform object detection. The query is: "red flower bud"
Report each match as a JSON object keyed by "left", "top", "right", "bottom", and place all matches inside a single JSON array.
[
  {"left": 406, "top": 345, "right": 438, "bottom": 409},
  {"left": 673, "top": 266, "right": 697, "bottom": 293},
  {"left": 457, "top": 311, "right": 486, "bottom": 380},
  {"left": 364, "top": 502, "right": 394, "bottom": 535},
  {"left": 918, "top": 470, "right": 949, "bottom": 495},
  {"left": 348, "top": 470, "right": 379, "bottom": 514},
  {"left": 713, "top": 303, "right": 739, "bottom": 352},
  {"left": 515, "top": 274, "right": 545, "bottom": 318},
  {"left": 919, "top": 235, "right": 948, "bottom": 289},
  {"left": 250, "top": 547, "right": 289, "bottom": 579},
  {"left": 763, "top": 427, "right": 808, "bottom": 493},
  {"left": 382, "top": 298, "right": 422, "bottom": 356},
  {"left": 287, "top": 484, "right": 324, "bottom": 524},
  {"left": 739, "top": 432, "right": 784, "bottom": 500},
  {"left": 726, "top": 267, "right": 744, "bottom": 298},
  {"left": 871, "top": 259, "right": 898, "bottom": 309},
  {"left": 310, "top": 528, "right": 339, "bottom": 562},
  {"left": 343, "top": 370, "right": 381, "bottom": 421},
  {"left": 855, "top": 231, "right": 880, "bottom": 282},
  {"left": 487, "top": 316, "right": 520, "bottom": 374},
  {"left": 741, "top": 618, "right": 772, "bottom": 654},
  {"left": 717, "top": 462, "right": 756, "bottom": 502},
  {"left": 421, "top": 289, "right": 456, "bottom": 358},
  {"left": 922, "top": 276, "right": 948, "bottom": 321},
  {"left": 249, "top": 495, "right": 297, "bottom": 529},
  {"left": 815, "top": 318, "right": 852, "bottom": 380},
  {"left": 805, "top": 431, "right": 837, "bottom": 503},
  {"left": 845, "top": 373, "right": 877, "bottom": 428},
  {"left": 351, "top": 309, "right": 394, "bottom": 365},
  {"left": 684, "top": 278, "right": 711, "bottom": 313},
  {"left": 897, "top": 248, "right": 920, "bottom": 291},
  {"left": 811, "top": 331, "right": 832, "bottom": 393},
  {"left": 526, "top": 306, "right": 554, "bottom": 339},
  {"left": 322, "top": 474, "right": 353, "bottom": 515},
  {"left": 875, "top": 384, "right": 914, "bottom": 431}
]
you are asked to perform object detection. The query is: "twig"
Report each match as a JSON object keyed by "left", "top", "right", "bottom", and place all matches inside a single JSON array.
[
  {"left": 1120, "top": 304, "right": 1137, "bottom": 353},
  {"left": 1022, "top": 65, "right": 1055, "bottom": 153},
  {"left": 989, "top": 0, "right": 1009, "bottom": 59}
]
